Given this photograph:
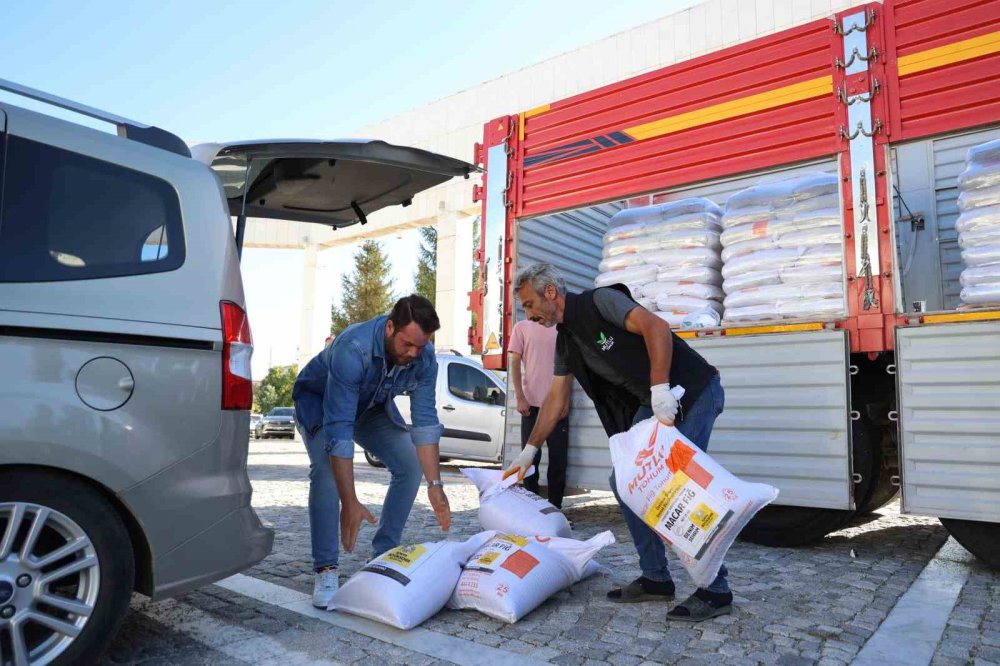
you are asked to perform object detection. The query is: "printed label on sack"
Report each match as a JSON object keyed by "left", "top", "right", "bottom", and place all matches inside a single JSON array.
[
  {"left": 463, "top": 535, "right": 538, "bottom": 579},
  {"left": 384, "top": 544, "right": 427, "bottom": 568},
  {"left": 642, "top": 471, "right": 732, "bottom": 561},
  {"left": 510, "top": 485, "right": 560, "bottom": 516},
  {"left": 361, "top": 544, "right": 429, "bottom": 586},
  {"left": 752, "top": 221, "right": 769, "bottom": 238}
]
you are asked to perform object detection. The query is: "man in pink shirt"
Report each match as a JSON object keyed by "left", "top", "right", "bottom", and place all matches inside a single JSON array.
[{"left": 508, "top": 318, "right": 570, "bottom": 508}]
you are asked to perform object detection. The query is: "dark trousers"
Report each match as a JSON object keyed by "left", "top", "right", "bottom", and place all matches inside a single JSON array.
[{"left": 520, "top": 406, "right": 570, "bottom": 509}]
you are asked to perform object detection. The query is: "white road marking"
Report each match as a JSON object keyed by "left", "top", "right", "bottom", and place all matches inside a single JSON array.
[
  {"left": 216, "top": 573, "right": 551, "bottom": 666},
  {"left": 854, "top": 537, "right": 972, "bottom": 666},
  {"left": 137, "top": 597, "right": 341, "bottom": 665}
]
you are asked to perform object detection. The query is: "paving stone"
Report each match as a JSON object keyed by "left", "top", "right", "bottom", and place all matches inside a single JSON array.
[{"left": 108, "top": 442, "right": 1000, "bottom": 665}]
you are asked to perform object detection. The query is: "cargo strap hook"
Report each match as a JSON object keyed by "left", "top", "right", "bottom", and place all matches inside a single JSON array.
[
  {"left": 834, "top": 9, "right": 876, "bottom": 36},
  {"left": 836, "top": 46, "right": 879, "bottom": 69}
]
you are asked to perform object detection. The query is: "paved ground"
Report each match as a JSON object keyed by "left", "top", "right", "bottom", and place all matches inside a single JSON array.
[{"left": 99, "top": 438, "right": 1000, "bottom": 665}]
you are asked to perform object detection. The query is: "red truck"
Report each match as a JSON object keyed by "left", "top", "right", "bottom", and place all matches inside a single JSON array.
[{"left": 470, "top": 0, "right": 1000, "bottom": 566}]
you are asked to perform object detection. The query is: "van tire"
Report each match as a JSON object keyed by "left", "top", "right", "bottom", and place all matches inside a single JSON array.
[
  {"left": 940, "top": 518, "right": 1000, "bottom": 568},
  {"left": 0, "top": 469, "right": 135, "bottom": 666},
  {"left": 364, "top": 450, "right": 385, "bottom": 468}
]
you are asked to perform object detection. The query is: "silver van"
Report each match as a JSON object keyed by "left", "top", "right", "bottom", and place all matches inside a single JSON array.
[
  {"left": 0, "top": 80, "right": 474, "bottom": 664},
  {"left": 362, "top": 352, "right": 507, "bottom": 468}
]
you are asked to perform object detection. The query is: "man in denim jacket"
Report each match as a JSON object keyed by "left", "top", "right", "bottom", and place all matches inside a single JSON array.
[{"left": 293, "top": 295, "right": 451, "bottom": 609}]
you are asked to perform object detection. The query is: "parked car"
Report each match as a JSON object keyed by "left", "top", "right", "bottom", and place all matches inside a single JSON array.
[
  {"left": 256, "top": 406, "right": 296, "bottom": 439},
  {"left": 0, "top": 79, "right": 474, "bottom": 664},
  {"left": 364, "top": 352, "right": 506, "bottom": 467},
  {"left": 249, "top": 413, "right": 263, "bottom": 438}
]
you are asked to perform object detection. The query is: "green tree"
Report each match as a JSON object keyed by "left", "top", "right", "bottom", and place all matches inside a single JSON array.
[
  {"left": 414, "top": 226, "right": 437, "bottom": 305},
  {"left": 471, "top": 216, "right": 481, "bottom": 335},
  {"left": 330, "top": 239, "right": 396, "bottom": 336},
  {"left": 253, "top": 364, "right": 297, "bottom": 414}
]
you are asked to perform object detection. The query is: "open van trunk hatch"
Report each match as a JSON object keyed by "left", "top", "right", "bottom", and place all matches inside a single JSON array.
[{"left": 192, "top": 139, "right": 476, "bottom": 253}]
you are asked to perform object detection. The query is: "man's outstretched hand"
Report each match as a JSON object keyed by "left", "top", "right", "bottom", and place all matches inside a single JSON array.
[
  {"left": 340, "top": 500, "right": 376, "bottom": 552},
  {"left": 428, "top": 484, "right": 451, "bottom": 532}
]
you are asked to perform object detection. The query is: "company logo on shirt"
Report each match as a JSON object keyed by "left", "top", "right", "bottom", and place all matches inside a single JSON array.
[{"left": 596, "top": 332, "right": 615, "bottom": 351}]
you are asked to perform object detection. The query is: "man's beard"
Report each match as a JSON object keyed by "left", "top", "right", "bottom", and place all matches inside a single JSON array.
[{"left": 386, "top": 335, "right": 413, "bottom": 366}]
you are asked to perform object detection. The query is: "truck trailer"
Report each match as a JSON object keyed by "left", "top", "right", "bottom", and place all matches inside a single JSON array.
[{"left": 469, "top": 0, "right": 1000, "bottom": 566}]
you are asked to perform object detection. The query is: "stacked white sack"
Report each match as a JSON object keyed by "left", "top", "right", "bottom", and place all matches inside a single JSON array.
[
  {"left": 595, "top": 198, "right": 724, "bottom": 328},
  {"left": 719, "top": 173, "right": 847, "bottom": 323},
  {"left": 956, "top": 138, "right": 1000, "bottom": 310}
]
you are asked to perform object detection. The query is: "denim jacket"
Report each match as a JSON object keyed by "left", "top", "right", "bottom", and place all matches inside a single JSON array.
[{"left": 292, "top": 315, "right": 443, "bottom": 459}]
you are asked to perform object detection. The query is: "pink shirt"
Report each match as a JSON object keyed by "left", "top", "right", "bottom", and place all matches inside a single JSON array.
[{"left": 508, "top": 319, "right": 559, "bottom": 407}]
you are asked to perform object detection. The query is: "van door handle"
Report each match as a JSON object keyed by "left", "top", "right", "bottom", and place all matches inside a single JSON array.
[
  {"left": 118, "top": 377, "right": 135, "bottom": 391},
  {"left": 443, "top": 405, "right": 456, "bottom": 411}
]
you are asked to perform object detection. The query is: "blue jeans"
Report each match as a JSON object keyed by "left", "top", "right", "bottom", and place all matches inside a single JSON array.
[
  {"left": 301, "top": 406, "right": 424, "bottom": 571},
  {"left": 609, "top": 375, "right": 730, "bottom": 593}
]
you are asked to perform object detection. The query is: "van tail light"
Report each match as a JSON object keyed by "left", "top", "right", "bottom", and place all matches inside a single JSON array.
[{"left": 220, "top": 301, "right": 253, "bottom": 410}]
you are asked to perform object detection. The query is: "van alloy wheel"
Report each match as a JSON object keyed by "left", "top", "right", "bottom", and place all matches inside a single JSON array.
[{"left": 0, "top": 502, "right": 100, "bottom": 666}]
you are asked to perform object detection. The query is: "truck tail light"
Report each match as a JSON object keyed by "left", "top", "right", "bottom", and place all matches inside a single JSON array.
[{"left": 220, "top": 301, "right": 253, "bottom": 410}]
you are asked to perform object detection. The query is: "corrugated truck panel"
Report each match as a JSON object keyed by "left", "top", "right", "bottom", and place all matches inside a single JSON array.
[
  {"left": 504, "top": 203, "right": 621, "bottom": 489},
  {"left": 689, "top": 330, "right": 853, "bottom": 510},
  {"left": 517, "top": 16, "right": 839, "bottom": 217},
  {"left": 897, "top": 321, "right": 1000, "bottom": 522},
  {"left": 887, "top": 0, "right": 1000, "bottom": 141}
]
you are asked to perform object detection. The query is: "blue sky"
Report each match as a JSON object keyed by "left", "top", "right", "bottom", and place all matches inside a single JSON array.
[{"left": 3, "top": 0, "right": 698, "bottom": 376}]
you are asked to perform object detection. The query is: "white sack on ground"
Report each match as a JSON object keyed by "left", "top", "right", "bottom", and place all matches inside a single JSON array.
[
  {"left": 610, "top": 394, "right": 777, "bottom": 588},
  {"left": 449, "top": 532, "right": 615, "bottom": 623},
  {"left": 332, "top": 532, "right": 495, "bottom": 629},
  {"left": 461, "top": 468, "right": 572, "bottom": 538}
]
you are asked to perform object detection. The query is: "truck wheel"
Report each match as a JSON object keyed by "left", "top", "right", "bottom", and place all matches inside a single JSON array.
[
  {"left": 739, "top": 506, "right": 853, "bottom": 547},
  {"left": 364, "top": 450, "right": 385, "bottom": 468},
  {"left": 940, "top": 519, "right": 1000, "bottom": 568},
  {"left": 855, "top": 454, "right": 899, "bottom": 515},
  {"left": 740, "top": 417, "right": 878, "bottom": 546},
  {"left": 0, "top": 469, "right": 135, "bottom": 666}
]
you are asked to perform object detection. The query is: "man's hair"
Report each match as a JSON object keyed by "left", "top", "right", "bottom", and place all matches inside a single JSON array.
[
  {"left": 389, "top": 294, "right": 441, "bottom": 334},
  {"left": 514, "top": 263, "right": 566, "bottom": 296}
]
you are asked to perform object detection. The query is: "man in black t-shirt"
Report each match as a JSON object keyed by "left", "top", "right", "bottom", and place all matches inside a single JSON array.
[{"left": 503, "top": 263, "right": 732, "bottom": 623}]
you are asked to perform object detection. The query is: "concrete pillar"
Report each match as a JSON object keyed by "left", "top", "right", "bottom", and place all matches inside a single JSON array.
[
  {"left": 435, "top": 210, "right": 474, "bottom": 355},
  {"left": 297, "top": 243, "right": 319, "bottom": 369}
]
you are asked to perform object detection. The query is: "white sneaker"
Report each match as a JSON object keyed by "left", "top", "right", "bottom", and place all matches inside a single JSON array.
[{"left": 312, "top": 567, "right": 339, "bottom": 609}]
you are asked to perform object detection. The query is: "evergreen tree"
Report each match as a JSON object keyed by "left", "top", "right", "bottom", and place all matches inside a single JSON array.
[
  {"left": 414, "top": 226, "right": 437, "bottom": 305},
  {"left": 330, "top": 240, "right": 396, "bottom": 335},
  {"left": 471, "top": 216, "right": 481, "bottom": 334}
]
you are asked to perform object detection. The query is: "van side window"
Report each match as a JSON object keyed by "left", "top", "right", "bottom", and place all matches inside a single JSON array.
[
  {"left": 448, "top": 363, "right": 495, "bottom": 404},
  {"left": 0, "top": 135, "right": 184, "bottom": 282}
]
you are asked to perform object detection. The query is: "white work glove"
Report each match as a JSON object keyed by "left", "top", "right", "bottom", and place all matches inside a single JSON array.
[
  {"left": 650, "top": 383, "right": 679, "bottom": 425},
  {"left": 503, "top": 444, "right": 539, "bottom": 482}
]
